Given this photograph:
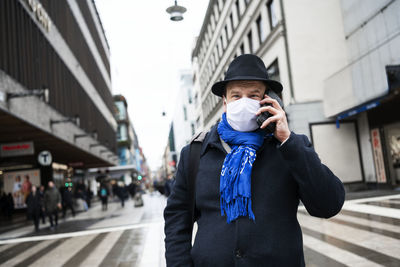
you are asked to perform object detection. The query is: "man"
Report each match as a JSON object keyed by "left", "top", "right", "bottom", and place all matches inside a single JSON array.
[
  {"left": 26, "top": 185, "right": 42, "bottom": 232},
  {"left": 44, "top": 181, "right": 61, "bottom": 229},
  {"left": 62, "top": 185, "right": 75, "bottom": 218},
  {"left": 164, "top": 54, "right": 345, "bottom": 266},
  {"left": 38, "top": 185, "right": 46, "bottom": 224}
]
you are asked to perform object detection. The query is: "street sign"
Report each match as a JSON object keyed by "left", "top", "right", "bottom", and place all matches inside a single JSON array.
[
  {"left": 38, "top": 150, "right": 52, "bottom": 166},
  {"left": 0, "top": 141, "right": 34, "bottom": 157},
  {"left": 371, "top": 128, "right": 387, "bottom": 183}
]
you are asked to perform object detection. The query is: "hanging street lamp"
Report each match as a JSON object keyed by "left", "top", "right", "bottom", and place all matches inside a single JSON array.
[{"left": 166, "top": 1, "right": 187, "bottom": 21}]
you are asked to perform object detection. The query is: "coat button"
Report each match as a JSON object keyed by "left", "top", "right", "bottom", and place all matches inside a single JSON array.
[{"left": 235, "top": 249, "right": 243, "bottom": 258}]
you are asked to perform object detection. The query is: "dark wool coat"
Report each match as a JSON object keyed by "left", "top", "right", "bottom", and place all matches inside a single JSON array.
[
  {"left": 44, "top": 187, "right": 61, "bottom": 213},
  {"left": 26, "top": 192, "right": 42, "bottom": 216},
  {"left": 164, "top": 124, "right": 345, "bottom": 267}
]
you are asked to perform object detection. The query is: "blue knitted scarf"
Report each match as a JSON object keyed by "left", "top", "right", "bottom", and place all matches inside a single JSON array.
[{"left": 217, "top": 113, "right": 264, "bottom": 223}]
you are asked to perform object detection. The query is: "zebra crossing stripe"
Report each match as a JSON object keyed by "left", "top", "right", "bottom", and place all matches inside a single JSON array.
[
  {"left": 334, "top": 212, "right": 400, "bottom": 233},
  {"left": 346, "top": 194, "right": 400, "bottom": 204},
  {"left": 298, "top": 213, "right": 400, "bottom": 260},
  {"left": 29, "top": 234, "right": 98, "bottom": 266},
  {"left": 302, "top": 227, "right": 400, "bottom": 266},
  {"left": 62, "top": 233, "right": 108, "bottom": 267},
  {"left": 0, "top": 239, "right": 59, "bottom": 267},
  {"left": 78, "top": 230, "right": 124, "bottom": 267},
  {"left": 342, "top": 202, "right": 400, "bottom": 220},
  {"left": 302, "top": 234, "right": 382, "bottom": 267},
  {"left": 0, "top": 243, "right": 16, "bottom": 253},
  {"left": 0, "top": 240, "right": 41, "bottom": 264},
  {"left": 0, "top": 220, "right": 164, "bottom": 245}
]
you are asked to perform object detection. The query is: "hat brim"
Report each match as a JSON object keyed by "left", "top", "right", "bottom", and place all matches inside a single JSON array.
[{"left": 211, "top": 76, "right": 283, "bottom": 97}]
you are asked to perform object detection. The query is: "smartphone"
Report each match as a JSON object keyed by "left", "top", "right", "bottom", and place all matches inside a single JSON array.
[{"left": 256, "top": 90, "right": 284, "bottom": 134}]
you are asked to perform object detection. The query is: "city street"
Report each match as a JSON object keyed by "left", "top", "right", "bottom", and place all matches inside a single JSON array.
[{"left": 0, "top": 192, "right": 399, "bottom": 267}]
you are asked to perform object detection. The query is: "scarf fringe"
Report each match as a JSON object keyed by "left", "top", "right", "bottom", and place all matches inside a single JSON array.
[{"left": 221, "top": 196, "right": 255, "bottom": 223}]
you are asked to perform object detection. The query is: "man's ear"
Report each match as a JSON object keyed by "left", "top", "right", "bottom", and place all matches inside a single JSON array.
[{"left": 223, "top": 96, "right": 227, "bottom": 113}]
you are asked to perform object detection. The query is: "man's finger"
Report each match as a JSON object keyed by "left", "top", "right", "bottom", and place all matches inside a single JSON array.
[
  {"left": 256, "top": 105, "right": 278, "bottom": 116},
  {"left": 260, "top": 96, "right": 282, "bottom": 111},
  {"left": 260, "top": 114, "right": 282, "bottom": 129}
]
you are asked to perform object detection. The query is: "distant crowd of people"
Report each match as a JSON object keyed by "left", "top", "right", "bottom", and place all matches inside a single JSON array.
[
  {"left": 0, "top": 179, "right": 94, "bottom": 232},
  {"left": 1, "top": 178, "right": 144, "bottom": 232}
]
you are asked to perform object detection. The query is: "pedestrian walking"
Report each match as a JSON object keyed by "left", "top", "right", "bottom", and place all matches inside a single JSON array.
[
  {"left": 25, "top": 185, "right": 42, "bottom": 232},
  {"left": 62, "top": 186, "right": 75, "bottom": 218},
  {"left": 38, "top": 185, "right": 46, "bottom": 224},
  {"left": 86, "top": 188, "right": 93, "bottom": 208},
  {"left": 99, "top": 185, "right": 108, "bottom": 211},
  {"left": 115, "top": 184, "right": 127, "bottom": 208},
  {"left": 6, "top": 193, "right": 14, "bottom": 219},
  {"left": 0, "top": 192, "right": 8, "bottom": 219},
  {"left": 44, "top": 181, "right": 61, "bottom": 229},
  {"left": 164, "top": 54, "right": 345, "bottom": 266},
  {"left": 128, "top": 182, "right": 137, "bottom": 199}
]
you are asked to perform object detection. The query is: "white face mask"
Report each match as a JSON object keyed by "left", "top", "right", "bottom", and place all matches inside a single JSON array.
[{"left": 226, "top": 97, "right": 260, "bottom": 132}]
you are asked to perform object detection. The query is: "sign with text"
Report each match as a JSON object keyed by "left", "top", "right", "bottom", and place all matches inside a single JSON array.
[
  {"left": 0, "top": 141, "right": 34, "bottom": 157},
  {"left": 371, "top": 128, "right": 387, "bottom": 183}
]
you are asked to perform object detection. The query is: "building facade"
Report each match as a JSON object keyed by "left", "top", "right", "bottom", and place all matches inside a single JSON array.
[
  {"left": 324, "top": 0, "right": 400, "bottom": 187},
  {"left": 114, "top": 94, "right": 142, "bottom": 184},
  {"left": 191, "top": 0, "right": 400, "bottom": 188},
  {"left": 0, "top": 0, "right": 117, "bottom": 194},
  {"left": 171, "top": 70, "right": 197, "bottom": 163}
]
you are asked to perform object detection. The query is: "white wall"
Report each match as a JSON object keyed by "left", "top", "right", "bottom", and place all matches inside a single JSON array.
[
  {"left": 284, "top": 0, "right": 348, "bottom": 103},
  {"left": 311, "top": 122, "right": 363, "bottom": 183}
]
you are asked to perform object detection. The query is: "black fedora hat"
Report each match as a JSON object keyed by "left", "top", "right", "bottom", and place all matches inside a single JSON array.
[{"left": 211, "top": 54, "right": 283, "bottom": 97}]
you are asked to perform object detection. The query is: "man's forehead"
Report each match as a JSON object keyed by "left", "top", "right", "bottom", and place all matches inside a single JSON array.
[{"left": 226, "top": 81, "right": 266, "bottom": 92}]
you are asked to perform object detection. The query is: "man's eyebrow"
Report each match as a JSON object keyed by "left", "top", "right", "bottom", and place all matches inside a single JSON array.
[
  {"left": 229, "top": 90, "right": 241, "bottom": 94},
  {"left": 249, "top": 89, "right": 263, "bottom": 93}
]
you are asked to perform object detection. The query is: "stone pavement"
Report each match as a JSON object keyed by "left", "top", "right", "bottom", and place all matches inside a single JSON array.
[{"left": 0, "top": 192, "right": 400, "bottom": 266}]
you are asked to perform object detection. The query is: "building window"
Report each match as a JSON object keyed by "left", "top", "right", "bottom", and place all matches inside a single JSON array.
[
  {"left": 191, "top": 122, "right": 195, "bottom": 136},
  {"left": 235, "top": 0, "right": 240, "bottom": 19},
  {"left": 194, "top": 92, "right": 198, "bottom": 107},
  {"left": 117, "top": 123, "right": 128, "bottom": 142},
  {"left": 229, "top": 13, "right": 234, "bottom": 34},
  {"left": 214, "top": 4, "right": 220, "bottom": 21},
  {"left": 247, "top": 31, "right": 253, "bottom": 53},
  {"left": 218, "top": 0, "right": 224, "bottom": 11},
  {"left": 256, "top": 14, "right": 266, "bottom": 43},
  {"left": 188, "top": 88, "right": 192, "bottom": 104},
  {"left": 267, "top": 59, "right": 280, "bottom": 82},
  {"left": 183, "top": 106, "right": 188, "bottom": 121},
  {"left": 223, "top": 25, "right": 228, "bottom": 46},
  {"left": 115, "top": 101, "right": 127, "bottom": 121},
  {"left": 220, "top": 36, "right": 224, "bottom": 54},
  {"left": 267, "top": 0, "right": 278, "bottom": 29}
]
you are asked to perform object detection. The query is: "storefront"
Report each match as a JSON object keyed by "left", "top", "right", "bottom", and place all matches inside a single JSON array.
[{"left": 368, "top": 88, "right": 400, "bottom": 187}]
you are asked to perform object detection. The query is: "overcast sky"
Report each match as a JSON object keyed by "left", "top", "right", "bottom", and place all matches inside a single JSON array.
[{"left": 95, "top": 0, "right": 208, "bottom": 171}]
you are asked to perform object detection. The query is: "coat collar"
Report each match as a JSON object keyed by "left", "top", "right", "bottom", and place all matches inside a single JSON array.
[
  {"left": 200, "top": 124, "right": 226, "bottom": 156},
  {"left": 200, "top": 123, "right": 277, "bottom": 157}
]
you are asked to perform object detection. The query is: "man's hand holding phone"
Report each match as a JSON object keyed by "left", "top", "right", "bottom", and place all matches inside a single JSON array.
[{"left": 256, "top": 93, "right": 290, "bottom": 144}]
